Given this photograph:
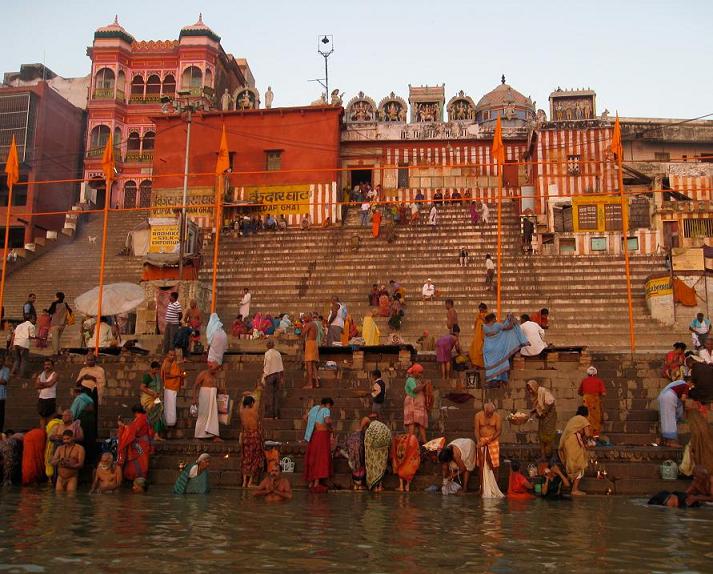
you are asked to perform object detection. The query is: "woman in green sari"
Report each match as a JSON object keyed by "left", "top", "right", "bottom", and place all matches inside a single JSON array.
[
  {"left": 364, "top": 418, "right": 392, "bottom": 492},
  {"left": 140, "top": 361, "right": 165, "bottom": 439},
  {"left": 173, "top": 453, "right": 211, "bottom": 494}
]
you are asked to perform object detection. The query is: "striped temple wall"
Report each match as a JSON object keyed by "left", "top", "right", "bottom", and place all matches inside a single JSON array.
[
  {"left": 536, "top": 127, "right": 617, "bottom": 213},
  {"left": 228, "top": 182, "right": 338, "bottom": 227},
  {"left": 669, "top": 175, "right": 713, "bottom": 201}
]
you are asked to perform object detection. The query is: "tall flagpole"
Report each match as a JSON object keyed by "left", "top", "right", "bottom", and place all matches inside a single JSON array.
[
  {"left": 0, "top": 136, "right": 19, "bottom": 320},
  {"left": 95, "top": 134, "right": 114, "bottom": 352}
]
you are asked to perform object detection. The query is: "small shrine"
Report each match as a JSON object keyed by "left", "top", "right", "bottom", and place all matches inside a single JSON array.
[
  {"left": 549, "top": 88, "right": 596, "bottom": 122},
  {"left": 408, "top": 84, "right": 445, "bottom": 123}
]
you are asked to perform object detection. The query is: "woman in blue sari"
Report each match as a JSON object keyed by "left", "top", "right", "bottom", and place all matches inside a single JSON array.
[{"left": 483, "top": 313, "right": 528, "bottom": 384}]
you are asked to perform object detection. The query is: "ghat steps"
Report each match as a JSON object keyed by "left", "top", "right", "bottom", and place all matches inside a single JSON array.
[
  {"left": 202, "top": 202, "right": 685, "bottom": 352},
  {"left": 3, "top": 211, "right": 146, "bottom": 328},
  {"left": 2, "top": 351, "right": 696, "bottom": 493}
]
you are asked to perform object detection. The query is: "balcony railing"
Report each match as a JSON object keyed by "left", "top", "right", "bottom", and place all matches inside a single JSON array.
[
  {"left": 128, "top": 94, "right": 162, "bottom": 105},
  {"left": 92, "top": 88, "right": 115, "bottom": 100},
  {"left": 124, "top": 151, "right": 154, "bottom": 163}
]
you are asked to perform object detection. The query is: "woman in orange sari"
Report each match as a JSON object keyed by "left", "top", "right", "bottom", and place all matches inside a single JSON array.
[
  {"left": 469, "top": 303, "right": 488, "bottom": 368},
  {"left": 117, "top": 405, "right": 153, "bottom": 482},
  {"left": 21, "top": 427, "right": 47, "bottom": 485},
  {"left": 391, "top": 433, "right": 421, "bottom": 491},
  {"left": 371, "top": 209, "right": 382, "bottom": 238},
  {"left": 507, "top": 461, "right": 534, "bottom": 499}
]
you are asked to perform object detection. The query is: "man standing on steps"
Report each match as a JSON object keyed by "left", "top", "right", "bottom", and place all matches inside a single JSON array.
[
  {"left": 162, "top": 292, "right": 182, "bottom": 354},
  {"left": 11, "top": 315, "right": 35, "bottom": 377},
  {"left": 326, "top": 296, "right": 346, "bottom": 346},
  {"left": 302, "top": 314, "right": 320, "bottom": 388},
  {"left": 23, "top": 293, "right": 37, "bottom": 322},
  {"left": 262, "top": 339, "right": 284, "bottom": 419},
  {"left": 484, "top": 254, "right": 495, "bottom": 292},
  {"left": 522, "top": 216, "right": 535, "bottom": 254},
  {"left": 370, "top": 369, "right": 386, "bottom": 418},
  {"left": 445, "top": 299, "right": 460, "bottom": 334},
  {"left": 75, "top": 353, "right": 106, "bottom": 405},
  {"left": 35, "top": 359, "right": 58, "bottom": 426},
  {"left": 239, "top": 288, "right": 251, "bottom": 319},
  {"left": 48, "top": 292, "right": 71, "bottom": 356}
]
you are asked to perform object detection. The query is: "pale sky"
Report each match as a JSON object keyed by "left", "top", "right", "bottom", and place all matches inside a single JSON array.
[{"left": 2, "top": 0, "right": 711, "bottom": 119}]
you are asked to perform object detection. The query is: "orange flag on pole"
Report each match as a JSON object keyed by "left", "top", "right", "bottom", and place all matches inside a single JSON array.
[
  {"left": 609, "top": 113, "right": 623, "bottom": 161},
  {"left": 5, "top": 135, "right": 19, "bottom": 189},
  {"left": 491, "top": 114, "right": 505, "bottom": 167},
  {"left": 215, "top": 124, "right": 230, "bottom": 175},
  {"left": 101, "top": 133, "right": 114, "bottom": 183}
]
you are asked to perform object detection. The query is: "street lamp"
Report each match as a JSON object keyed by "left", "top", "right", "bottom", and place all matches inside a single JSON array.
[
  {"left": 313, "top": 35, "right": 334, "bottom": 101},
  {"left": 161, "top": 90, "right": 204, "bottom": 279}
]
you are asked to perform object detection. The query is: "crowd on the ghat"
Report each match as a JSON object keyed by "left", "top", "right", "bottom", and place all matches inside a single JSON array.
[{"left": 2, "top": 280, "right": 713, "bottom": 507}]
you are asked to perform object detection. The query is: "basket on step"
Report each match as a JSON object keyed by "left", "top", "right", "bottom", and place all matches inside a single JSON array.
[
  {"left": 507, "top": 411, "right": 531, "bottom": 426},
  {"left": 661, "top": 459, "right": 678, "bottom": 481}
]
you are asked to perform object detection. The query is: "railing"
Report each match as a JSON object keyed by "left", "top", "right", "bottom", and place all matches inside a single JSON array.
[
  {"left": 128, "top": 94, "right": 162, "bottom": 105},
  {"left": 85, "top": 148, "right": 104, "bottom": 159},
  {"left": 124, "top": 151, "right": 154, "bottom": 163},
  {"left": 92, "top": 88, "right": 115, "bottom": 100}
]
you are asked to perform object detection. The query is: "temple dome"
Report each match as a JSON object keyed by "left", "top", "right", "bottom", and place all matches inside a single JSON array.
[
  {"left": 475, "top": 76, "right": 534, "bottom": 125},
  {"left": 180, "top": 13, "right": 220, "bottom": 42},
  {"left": 94, "top": 16, "right": 134, "bottom": 43}
]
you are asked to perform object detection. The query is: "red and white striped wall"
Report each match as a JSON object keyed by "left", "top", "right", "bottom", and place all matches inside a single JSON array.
[
  {"left": 669, "top": 175, "right": 713, "bottom": 201},
  {"left": 227, "top": 182, "right": 338, "bottom": 227},
  {"left": 535, "top": 127, "right": 616, "bottom": 213}
]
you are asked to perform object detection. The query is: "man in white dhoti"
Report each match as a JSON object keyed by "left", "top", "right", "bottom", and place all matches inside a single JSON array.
[
  {"left": 519, "top": 314, "right": 547, "bottom": 357},
  {"left": 239, "top": 288, "right": 251, "bottom": 319},
  {"left": 192, "top": 364, "right": 223, "bottom": 441},
  {"left": 439, "top": 438, "right": 477, "bottom": 493},
  {"left": 475, "top": 402, "right": 504, "bottom": 498}
]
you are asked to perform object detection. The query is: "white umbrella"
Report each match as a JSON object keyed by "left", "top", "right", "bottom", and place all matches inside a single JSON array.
[{"left": 74, "top": 282, "right": 145, "bottom": 317}]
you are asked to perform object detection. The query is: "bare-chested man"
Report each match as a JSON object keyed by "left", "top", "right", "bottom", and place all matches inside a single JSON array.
[
  {"left": 50, "top": 429, "right": 85, "bottom": 492},
  {"left": 192, "top": 364, "right": 223, "bottom": 442},
  {"left": 253, "top": 465, "right": 292, "bottom": 502},
  {"left": 90, "top": 452, "right": 122, "bottom": 494},
  {"left": 302, "top": 314, "right": 320, "bottom": 388},
  {"left": 475, "top": 402, "right": 502, "bottom": 493},
  {"left": 239, "top": 392, "right": 264, "bottom": 487}
]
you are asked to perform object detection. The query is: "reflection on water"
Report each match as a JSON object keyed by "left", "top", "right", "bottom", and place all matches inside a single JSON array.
[{"left": 1, "top": 490, "right": 713, "bottom": 573}]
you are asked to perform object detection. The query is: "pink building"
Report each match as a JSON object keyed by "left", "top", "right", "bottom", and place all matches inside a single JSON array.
[{"left": 83, "top": 15, "right": 253, "bottom": 209}]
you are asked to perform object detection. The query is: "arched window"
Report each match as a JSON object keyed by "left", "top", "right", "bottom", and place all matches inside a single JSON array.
[
  {"left": 89, "top": 125, "right": 110, "bottom": 156},
  {"left": 139, "top": 180, "right": 152, "bottom": 208},
  {"left": 94, "top": 68, "right": 115, "bottom": 98},
  {"left": 146, "top": 74, "right": 161, "bottom": 100},
  {"left": 204, "top": 68, "right": 213, "bottom": 88},
  {"left": 181, "top": 66, "right": 202, "bottom": 93},
  {"left": 162, "top": 74, "right": 176, "bottom": 97},
  {"left": 123, "top": 180, "right": 137, "bottom": 208},
  {"left": 142, "top": 131, "right": 155, "bottom": 152},
  {"left": 127, "top": 132, "right": 141, "bottom": 152},
  {"left": 131, "top": 75, "right": 145, "bottom": 99},
  {"left": 116, "top": 70, "right": 126, "bottom": 101}
]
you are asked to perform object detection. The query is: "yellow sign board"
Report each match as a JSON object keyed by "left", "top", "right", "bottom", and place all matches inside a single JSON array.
[
  {"left": 672, "top": 247, "right": 705, "bottom": 272},
  {"left": 153, "top": 187, "right": 215, "bottom": 217},
  {"left": 571, "top": 195, "right": 624, "bottom": 233},
  {"left": 243, "top": 185, "right": 311, "bottom": 215},
  {"left": 149, "top": 224, "right": 179, "bottom": 254},
  {"left": 645, "top": 275, "right": 673, "bottom": 299}
]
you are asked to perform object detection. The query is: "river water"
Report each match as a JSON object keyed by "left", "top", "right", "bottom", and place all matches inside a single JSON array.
[{"left": 1, "top": 489, "right": 712, "bottom": 573}]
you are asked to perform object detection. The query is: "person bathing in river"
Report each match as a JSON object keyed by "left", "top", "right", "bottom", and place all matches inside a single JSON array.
[
  {"left": 254, "top": 464, "right": 292, "bottom": 501},
  {"left": 90, "top": 452, "right": 122, "bottom": 494}
]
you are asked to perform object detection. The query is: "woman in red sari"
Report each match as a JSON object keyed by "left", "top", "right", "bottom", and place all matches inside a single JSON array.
[
  {"left": 507, "top": 461, "right": 535, "bottom": 499},
  {"left": 371, "top": 209, "right": 382, "bottom": 238},
  {"left": 117, "top": 405, "right": 153, "bottom": 482}
]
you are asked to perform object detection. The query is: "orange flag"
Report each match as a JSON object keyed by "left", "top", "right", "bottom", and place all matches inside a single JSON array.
[
  {"left": 101, "top": 133, "right": 114, "bottom": 183},
  {"left": 4, "top": 135, "right": 19, "bottom": 189},
  {"left": 491, "top": 114, "right": 505, "bottom": 166},
  {"left": 215, "top": 124, "right": 230, "bottom": 175},
  {"left": 609, "top": 113, "right": 623, "bottom": 161}
]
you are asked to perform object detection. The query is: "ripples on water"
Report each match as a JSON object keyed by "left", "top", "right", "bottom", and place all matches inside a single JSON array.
[{"left": 1, "top": 490, "right": 712, "bottom": 573}]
